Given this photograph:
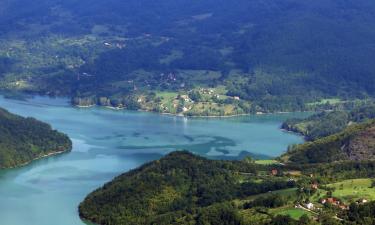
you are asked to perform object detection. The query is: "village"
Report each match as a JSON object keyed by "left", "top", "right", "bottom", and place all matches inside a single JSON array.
[{"left": 260, "top": 166, "right": 375, "bottom": 221}]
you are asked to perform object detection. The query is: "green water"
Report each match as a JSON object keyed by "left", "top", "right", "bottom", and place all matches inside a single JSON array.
[{"left": 0, "top": 95, "right": 308, "bottom": 225}]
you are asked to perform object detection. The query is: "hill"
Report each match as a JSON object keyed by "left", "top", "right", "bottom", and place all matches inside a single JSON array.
[
  {"left": 1, "top": 0, "right": 375, "bottom": 114},
  {"left": 0, "top": 107, "right": 72, "bottom": 168},
  {"left": 282, "top": 104, "right": 375, "bottom": 141},
  {"left": 79, "top": 151, "right": 375, "bottom": 225},
  {"left": 282, "top": 119, "right": 375, "bottom": 164},
  {"left": 79, "top": 151, "right": 296, "bottom": 225}
]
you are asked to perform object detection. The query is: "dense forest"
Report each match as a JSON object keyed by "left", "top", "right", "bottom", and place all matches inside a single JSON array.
[
  {"left": 0, "top": 107, "right": 72, "bottom": 168},
  {"left": 282, "top": 104, "right": 375, "bottom": 141},
  {"left": 1, "top": 0, "right": 375, "bottom": 113}
]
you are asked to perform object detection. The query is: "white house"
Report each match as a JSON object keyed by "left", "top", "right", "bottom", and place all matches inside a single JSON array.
[{"left": 305, "top": 203, "right": 314, "bottom": 210}]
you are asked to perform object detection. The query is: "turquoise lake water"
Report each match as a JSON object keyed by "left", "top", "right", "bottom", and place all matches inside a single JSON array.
[{"left": 0, "top": 95, "right": 308, "bottom": 225}]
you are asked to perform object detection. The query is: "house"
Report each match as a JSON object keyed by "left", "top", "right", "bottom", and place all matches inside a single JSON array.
[
  {"left": 321, "top": 198, "right": 347, "bottom": 209},
  {"left": 339, "top": 205, "right": 349, "bottom": 210},
  {"left": 234, "top": 96, "right": 240, "bottom": 100},
  {"left": 321, "top": 198, "right": 335, "bottom": 204},
  {"left": 305, "top": 203, "right": 314, "bottom": 210},
  {"left": 271, "top": 169, "right": 278, "bottom": 176},
  {"left": 356, "top": 199, "right": 368, "bottom": 204},
  {"left": 179, "top": 95, "right": 191, "bottom": 102}
]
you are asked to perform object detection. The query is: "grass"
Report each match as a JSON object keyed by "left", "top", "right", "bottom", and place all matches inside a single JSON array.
[
  {"left": 237, "top": 188, "right": 301, "bottom": 223},
  {"left": 271, "top": 207, "right": 312, "bottom": 219},
  {"left": 284, "top": 170, "right": 302, "bottom": 176},
  {"left": 309, "top": 189, "right": 327, "bottom": 202},
  {"left": 327, "top": 178, "right": 375, "bottom": 203},
  {"left": 307, "top": 98, "right": 343, "bottom": 106},
  {"left": 244, "top": 188, "right": 298, "bottom": 201},
  {"left": 155, "top": 91, "right": 178, "bottom": 100},
  {"left": 140, "top": 87, "right": 245, "bottom": 116},
  {"left": 255, "top": 160, "right": 278, "bottom": 165}
]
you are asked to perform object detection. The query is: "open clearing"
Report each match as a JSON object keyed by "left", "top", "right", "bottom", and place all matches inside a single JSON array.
[{"left": 328, "top": 178, "right": 375, "bottom": 203}]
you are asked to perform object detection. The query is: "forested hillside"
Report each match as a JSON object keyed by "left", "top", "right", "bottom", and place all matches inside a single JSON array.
[
  {"left": 80, "top": 151, "right": 375, "bottom": 225},
  {"left": 282, "top": 104, "right": 375, "bottom": 140},
  {"left": 283, "top": 119, "right": 375, "bottom": 164},
  {"left": 0, "top": 107, "right": 72, "bottom": 168},
  {"left": 79, "top": 151, "right": 295, "bottom": 225},
  {"left": 1, "top": 0, "right": 375, "bottom": 113}
]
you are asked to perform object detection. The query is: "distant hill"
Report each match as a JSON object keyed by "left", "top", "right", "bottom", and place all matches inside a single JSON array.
[
  {"left": 1, "top": 0, "right": 375, "bottom": 112},
  {"left": 282, "top": 119, "right": 375, "bottom": 164},
  {"left": 0, "top": 107, "right": 72, "bottom": 168}
]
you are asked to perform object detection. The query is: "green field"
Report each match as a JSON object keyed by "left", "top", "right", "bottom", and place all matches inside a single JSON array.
[
  {"left": 307, "top": 98, "right": 344, "bottom": 106},
  {"left": 254, "top": 160, "right": 278, "bottom": 165},
  {"left": 155, "top": 91, "right": 178, "bottom": 99},
  {"left": 328, "top": 179, "right": 375, "bottom": 203},
  {"left": 271, "top": 207, "right": 312, "bottom": 219}
]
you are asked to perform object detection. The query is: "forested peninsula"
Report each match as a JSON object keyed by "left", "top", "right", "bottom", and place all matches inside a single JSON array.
[{"left": 0, "top": 107, "right": 72, "bottom": 168}]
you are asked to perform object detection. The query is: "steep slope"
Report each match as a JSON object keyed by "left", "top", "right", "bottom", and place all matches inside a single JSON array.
[
  {"left": 283, "top": 120, "right": 375, "bottom": 164},
  {"left": 0, "top": 107, "right": 72, "bottom": 168}
]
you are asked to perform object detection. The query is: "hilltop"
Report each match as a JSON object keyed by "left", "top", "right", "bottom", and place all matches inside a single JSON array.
[{"left": 79, "top": 151, "right": 297, "bottom": 225}]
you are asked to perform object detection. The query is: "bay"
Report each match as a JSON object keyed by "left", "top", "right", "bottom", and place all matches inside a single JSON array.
[{"left": 0, "top": 95, "right": 308, "bottom": 225}]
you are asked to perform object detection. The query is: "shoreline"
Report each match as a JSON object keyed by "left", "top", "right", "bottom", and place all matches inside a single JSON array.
[
  {"left": 280, "top": 128, "right": 307, "bottom": 141},
  {"left": 0, "top": 91, "right": 313, "bottom": 118},
  {"left": 1, "top": 148, "right": 71, "bottom": 170},
  {"left": 74, "top": 104, "right": 311, "bottom": 118}
]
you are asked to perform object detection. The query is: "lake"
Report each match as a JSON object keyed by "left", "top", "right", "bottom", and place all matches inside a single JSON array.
[{"left": 0, "top": 95, "right": 308, "bottom": 225}]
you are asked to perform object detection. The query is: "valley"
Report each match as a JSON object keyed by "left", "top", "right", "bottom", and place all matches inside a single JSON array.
[{"left": 1, "top": 1, "right": 375, "bottom": 224}]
